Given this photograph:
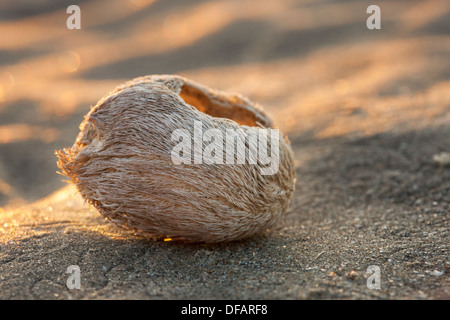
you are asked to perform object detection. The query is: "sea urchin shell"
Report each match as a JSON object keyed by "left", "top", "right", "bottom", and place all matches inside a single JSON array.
[{"left": 56, "top": 75, "right": 295, "bottom": 242}]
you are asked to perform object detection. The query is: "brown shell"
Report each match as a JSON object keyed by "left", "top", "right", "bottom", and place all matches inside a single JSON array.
[{"left": 56, "top": 75, "right": 295, "bottom": 242}]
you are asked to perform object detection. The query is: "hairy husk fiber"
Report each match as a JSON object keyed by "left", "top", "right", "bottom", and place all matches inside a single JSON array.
[{"left": 56, "top": 75, "right": 295, "bottom": 242}]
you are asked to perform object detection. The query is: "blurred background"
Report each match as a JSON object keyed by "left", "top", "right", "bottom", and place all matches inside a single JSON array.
[{"left": 0, "top": 0, "right": 449, "bottom": 207}]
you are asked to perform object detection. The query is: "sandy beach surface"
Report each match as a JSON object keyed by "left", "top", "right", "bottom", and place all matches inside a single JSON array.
[{"left": 0, "top": 0, "right": 449, "bottom": 299}]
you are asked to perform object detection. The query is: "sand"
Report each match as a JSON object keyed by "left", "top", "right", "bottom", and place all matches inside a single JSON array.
[{"left": 0, "top": 0, "right": 449, "bottom": 299}]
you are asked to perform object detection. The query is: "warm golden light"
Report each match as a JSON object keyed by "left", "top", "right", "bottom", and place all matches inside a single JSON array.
[
  {"left": 58, "top": 51, "right": 81, "bottom": 73},
  {"left": 0, "top": 124, "right": 59, "bottom": 144},
  {"left": 0, "top": 180, "right": 12, "bottom": 195},
  {"left": 334, "top": 79, "right": 350, "bottom": 96},
  {"left": 0, "top": 72, "right": 14, "bottom": 102},
  {"left": 128, "top": 0, "right": 155, "bottom": 8}
]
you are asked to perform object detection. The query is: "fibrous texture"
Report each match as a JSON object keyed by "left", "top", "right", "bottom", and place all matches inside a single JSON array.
[{"left": 56, "top": 75, "right": 295, "bottom": 242}]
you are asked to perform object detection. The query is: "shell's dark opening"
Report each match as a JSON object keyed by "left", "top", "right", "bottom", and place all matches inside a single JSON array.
[{"left": 179, "top": 83, "right": 271, "bottom": 128}]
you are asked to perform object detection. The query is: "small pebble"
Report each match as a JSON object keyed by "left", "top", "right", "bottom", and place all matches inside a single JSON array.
[
  {"left": 346, "top": 270, "right": 358, "bottom": 280},
  {"left": 430, "top": 270, "right": 443, "bottom": 277},
  {"left": 432, "top": 152, "right": 450, "bottom": 166}
]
